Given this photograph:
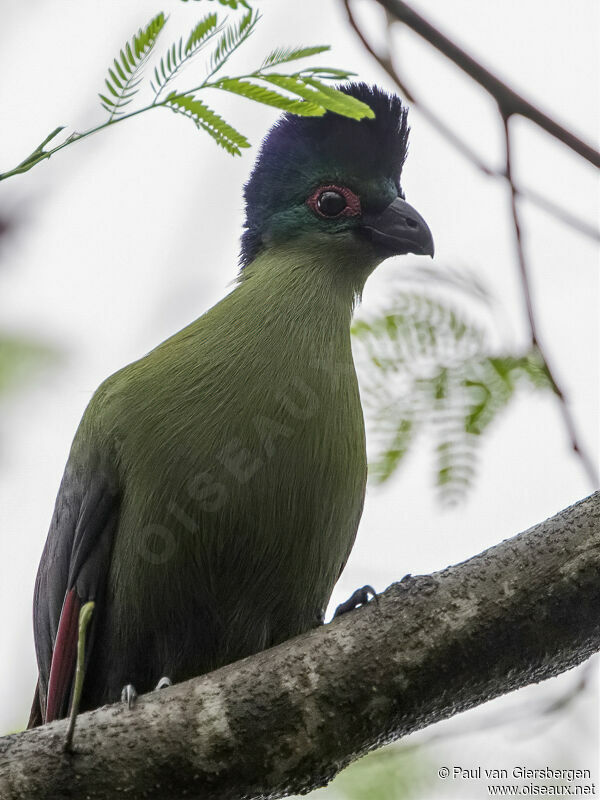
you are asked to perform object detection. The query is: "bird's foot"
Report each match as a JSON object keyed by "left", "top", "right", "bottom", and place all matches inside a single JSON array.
[
  {"left": 120, "top": 676, "right": 171, "bottom": 710},
  {"left": 333, "top": 585, "right": 377, "bottom": 618},
  {"left": 121, "top": 683, "right": 138, "bottom": 710}
]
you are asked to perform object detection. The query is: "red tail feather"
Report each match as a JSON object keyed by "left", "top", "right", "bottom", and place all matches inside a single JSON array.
[{"left": 46, "top": 588, "right": 80, "bottom": 723}]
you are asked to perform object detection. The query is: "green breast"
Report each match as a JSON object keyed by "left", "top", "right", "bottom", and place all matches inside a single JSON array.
[{"left": 82, "top": 241, "right": 367, "bottom": 670}]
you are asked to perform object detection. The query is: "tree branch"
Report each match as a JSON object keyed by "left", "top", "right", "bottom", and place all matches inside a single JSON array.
[
  {"left": 374, "top": 0, "right": 600, "bottom": 167},
  {"left": 344, "top": 0, "right": 599, "bottom": 488},
  {"left": 1, "top": 492, "right": 599, "bottom": 799},
  {"left": 342, "top": 0, "right": 600, "bottom": 243},
  {"left": 501, "top": 114, "right": 599, "bottom": 487}
]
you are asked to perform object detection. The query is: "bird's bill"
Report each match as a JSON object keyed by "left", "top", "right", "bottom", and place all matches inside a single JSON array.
[{"left": 360, "top": 197, "right": 434, "bottom": 257}]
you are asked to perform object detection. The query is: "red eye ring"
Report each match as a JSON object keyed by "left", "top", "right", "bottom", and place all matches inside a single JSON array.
[{"left": 307, "top": 185, "right": 361, "bottom": 218}]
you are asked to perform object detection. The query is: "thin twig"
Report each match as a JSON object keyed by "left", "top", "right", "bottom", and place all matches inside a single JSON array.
[
  {"left": 344, "top": 0, "right": 599, "bottom": 488},
  {"left": 342, "top": 0, "right": 599, "bottom": 243},
  {"left": 502, "top": 113, "right": 598, "bottom": 487},
  {"left": 502, "top": 114, "right": 539, "bottom": 346},
  {"left": 516, "top": 185, "right": 599, "bottom": 242},
  {"left": 375, "top": 0, "right": 600, "bottom": 167}
]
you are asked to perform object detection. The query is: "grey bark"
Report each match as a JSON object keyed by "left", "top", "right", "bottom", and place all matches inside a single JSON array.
[{"left": 1, "top": 491, "right": 599, "bottom": 800}]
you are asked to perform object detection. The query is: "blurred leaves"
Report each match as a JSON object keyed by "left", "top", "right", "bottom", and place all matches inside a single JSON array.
[
  {"left": 332, "top": 747, "right": 429, "bottom": 800},
  {"left": 0, "top": 335, "right": 58, "bottom": 398},
  {"left": 297, "top": 745, "right": 431, "bottom": 800},
  {"left": 179, "top": 0, "right": 251, "bottom": 7},
  {"left": 352, "top": 269, "right": 553, "bottom": 504}
]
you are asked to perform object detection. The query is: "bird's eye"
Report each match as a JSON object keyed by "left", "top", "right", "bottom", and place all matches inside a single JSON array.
[
  {"left": 317, "top": 190, "right": 347, "bottom": 217},
  {"left": 307, "top": 184, "right": 361, "bottom": 219}
]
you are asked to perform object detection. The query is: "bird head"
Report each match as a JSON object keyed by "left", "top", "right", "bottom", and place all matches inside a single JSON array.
[{"left": 240, "top": 83, "right": 434, "bottom": 285}]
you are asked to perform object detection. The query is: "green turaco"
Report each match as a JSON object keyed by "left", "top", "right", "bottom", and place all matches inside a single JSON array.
[{"left": 29, "top": 83, "right": 433, "bottom": 727}]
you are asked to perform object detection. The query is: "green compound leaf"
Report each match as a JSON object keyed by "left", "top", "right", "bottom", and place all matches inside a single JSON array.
[
  {"left": 263, "top": 74, "right": 374, "bottom": 120},
  {"left": 302, "top": 76, "right": 376, "bottom": 118},
  {"left": 180, "top": 0, "right": 250, "bottom": 7},
  {"left": 209, "top": 9, "right": 258, "bottom": 75},
  {"left": 134, "top": 13, "right": 167, "bottom": 58},
  {"left": 352, "top": 286, "right": 552, "bottom": 504},
  {"left": 185, "top": 12, "right": 219, "bottom": 53},
  {"left": 261, "top": 45, "right": 330, "bottom": 69},
  {"left": 211, "top": 78, "right": 326, "bottom": 116},
  {"left": 100, "top": 12, "right": 166, "bottom": 119},
  {"left": 464, "top": 352, "right": 549, "bottom": 436},
  {"left": 0, "top": 335, "right": 58, "bottom": 397},
  {"left": 166, "top": 92, "right": 250, "bottom": 155},
  {"left": 151, "top": 13, "right": 220, "bottom": 96},
  {"left": 300, "top": 66, "right": 357, "bottom": 78}
]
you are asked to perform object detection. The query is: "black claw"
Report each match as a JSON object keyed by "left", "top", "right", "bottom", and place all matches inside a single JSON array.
[
  {"left": 121, "top": 683, "right": 138, "bottom": 709},
  {"left": 333, "top": 584, "right": 377, "bottom": 618}
]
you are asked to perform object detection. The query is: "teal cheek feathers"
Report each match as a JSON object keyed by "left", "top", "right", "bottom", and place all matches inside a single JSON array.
[
  {"left": 240, "top": 83, "right": 410, "bottom": 269},
  {"left": 253, "top": 176, "right": 400, "bottom": 257},
  {"left": 261, "top": 205, "right": 360, "bottom": 250}
]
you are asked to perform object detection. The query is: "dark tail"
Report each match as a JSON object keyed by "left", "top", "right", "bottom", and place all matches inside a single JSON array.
[{"left": 27, "top": 680, "right": 43, "bottom": 729}]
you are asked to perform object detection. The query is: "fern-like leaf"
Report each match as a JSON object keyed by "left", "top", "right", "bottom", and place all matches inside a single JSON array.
[
  {"left": 302, "top": 76, "right": 376, "bottom": 119},
  {"left": 261, "top": 45, "right": 330, "bottom": 69},
  {"left": 263, "top": 74, "right": 374, "bottom": 120},
  {"left": 150, "top": 14, "right": 221, "bottom": 97},
  {"left": 352, "top": 285, "right": 552, "bottom": 504},
  {"left": 208, "top": 9, "right": 258, "bottom": 76},
  {"left": 166, "top": 93, "right": 250, "bottom": 155},
  {"left": 186, "top": 13, "right": 219, "bottom": 53},
  {"left": 212, "top": 78, "right": 326, "bottom": 116},
  {"left": 100, "top": 13, "right": 166, "bottom": 120},
  {"left": 180, "top": 0, "right": 250, "bottom": 7},
  {"left": 299, "top": 66, "right": 357, "bottom": 79}
]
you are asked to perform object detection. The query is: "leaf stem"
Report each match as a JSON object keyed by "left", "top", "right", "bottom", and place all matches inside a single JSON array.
[
  {"left": 0, "top": 105, "right": 161, "bottom": 182},
  {"left": 193, "top": 10, "right": 260, "bottom": 92},
  {"left": 153, "top": 23, "right": 225, "bottom": 103}
]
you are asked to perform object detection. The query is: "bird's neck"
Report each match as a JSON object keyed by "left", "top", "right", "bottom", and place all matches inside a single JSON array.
[
  {"left": 226, "top": 239, "right": 367, "bottom": 354},
  {"left": 166, "top": 239, "right": 370, "bottom": 397}
]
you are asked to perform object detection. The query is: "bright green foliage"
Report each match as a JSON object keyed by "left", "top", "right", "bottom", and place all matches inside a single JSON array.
[
  {"left": 464, "top": 352, "right": 550, "bottom": 436},
  {"left": 263, "top": 74, "right": 375, "bottom": 120},
  {"left": 208, "top": 66, "right": 362, "bottom": 120},
  {"left": 352, "top": 274, "right": 553, "bottom": 504},
  {"left": 151, "top": 14, "right": 221, "bottom": 98},
  {"left": 180, "top": 0, "right": 250, "bottom": 7},
  {"left": 0, "top": 335, "right": 57, "bottom": 397},
  {"left": 208, "top": 9, "right": 258, "bottom": 74},
  {"left": 166, "top": 93, "right": 250, "bottom": 154},
  {"left": 302, "top": 76, "right": 377, "bottom": 119},
  {"left": 186, "top": 13, "right": 220, "bottom": 53},
  {"left": 211, "top": 78, "right": 326, "bottom": 115},
  {"left": 99, "top": 13, "right": 166, "bottom": 120},
  {"left": 0, "top": 6, "right": 370, "bottom": 181},
  {"left": 310, "top": 744, "right": 431, "bottom": 800},
  {"left": 261, "top": 45, "right": 330, "bottom": 69}
]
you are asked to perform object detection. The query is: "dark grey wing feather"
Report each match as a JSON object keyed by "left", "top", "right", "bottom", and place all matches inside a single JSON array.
[{"left": 31, "top": 455, "right": 119, "bottom": 722}]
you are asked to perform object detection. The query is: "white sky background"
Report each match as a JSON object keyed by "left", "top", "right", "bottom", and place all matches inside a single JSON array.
[{"left": 0, "top": 0, "right": 598, "bottom": 792}]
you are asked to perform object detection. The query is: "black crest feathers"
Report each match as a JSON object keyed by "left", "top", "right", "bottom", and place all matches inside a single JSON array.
[{"left": 240, "top": 83, "right": 410, "bottom": 268}]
